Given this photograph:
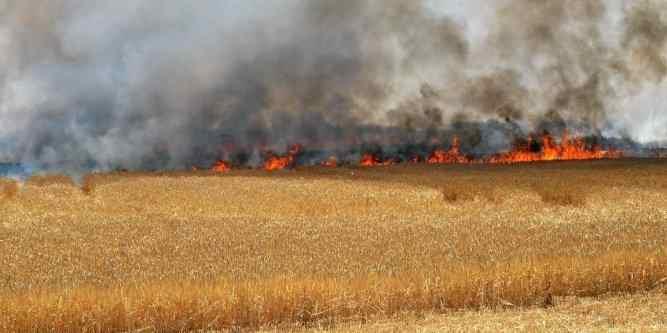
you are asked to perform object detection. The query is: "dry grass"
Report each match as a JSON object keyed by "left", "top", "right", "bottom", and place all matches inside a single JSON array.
[
  {"left": 0, "top": 179, "right": 19, "bottom": 200},
  {"left": 440, "top": 186, "right": 473, "bottom": 203},
  {"left": 3, "top": 252, "right": 666, "bottom": 332},
  {"left": 532, "top": 181, "right": 589, "bottom": 207},
  {"left": 286, "top": 292, "right": 667, "bottom": 332},
  {"left": 80, "top": 173, "right": 96, "bottom": 195},
  {"left": 26, "top": 174, "right": 77, "bottom": 187},
  {"left": 0, "top": 159, "right": 666, "bottom": 332}
]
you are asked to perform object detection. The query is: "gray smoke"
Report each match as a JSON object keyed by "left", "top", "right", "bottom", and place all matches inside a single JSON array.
[
  {"left": 623, "top": 0, "right": 667, "bottom": 83},
  {"left": 0, "top": 0, "right": 665, "bottom": 172}
]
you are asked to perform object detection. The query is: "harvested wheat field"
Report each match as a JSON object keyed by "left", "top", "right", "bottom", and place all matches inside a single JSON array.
[
  {"left": 1, "top": 159, "right": 667, "bottom": 332},
  {"left": 267, "top": 292, "right": 667, "bottom": 332}
]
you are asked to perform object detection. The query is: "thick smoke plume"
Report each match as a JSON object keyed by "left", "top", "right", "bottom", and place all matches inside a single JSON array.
[{"left": 0, "top": 0, "right": 665, "bottom": 172}]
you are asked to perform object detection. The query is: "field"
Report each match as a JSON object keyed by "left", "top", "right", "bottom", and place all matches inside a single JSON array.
[{"left": 1, "top": 159, "right": 666, "bottom": 332}]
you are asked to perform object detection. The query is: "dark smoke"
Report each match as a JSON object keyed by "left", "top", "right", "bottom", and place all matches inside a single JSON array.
[
  {"left": 0, "top": 0, "right": 665, "bottom": 172},
  {"left": 461, "top": 70, "right": 527, "bottom": 122}
]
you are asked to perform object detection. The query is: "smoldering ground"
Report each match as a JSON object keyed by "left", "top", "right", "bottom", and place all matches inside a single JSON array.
[{"left": 0, "top": 0, "right": 665, "bottom": 172}]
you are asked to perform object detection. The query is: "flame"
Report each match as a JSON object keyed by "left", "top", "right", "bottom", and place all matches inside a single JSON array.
[
  {"left": 359, "top": 153, "right": 395, "bottom": 167},
  {"left": 488, "top": 131, "right": 622, "bottom": 164},
  {"left": 206, "top": 130, "right": 622, "bottom": 171},
  {"left": 263, "top": 144, "right": 303, "bottom": 171},
  {"left": 264, "top": 155, "right": 292, "bottom": 171},
  {"left": 427, "top": 136, "right": 471, "bottom": 164},
  {"left": 212, "top": 160, "right": 231, "bottom": 172},
  {"left": 359, "top": 154, "right": 376, "bottom": 167}
]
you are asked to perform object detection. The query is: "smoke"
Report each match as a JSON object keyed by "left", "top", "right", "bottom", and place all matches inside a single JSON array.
[
  {"left": 623, "top": 0, "right": 667, "bottom": 83},
  {"left": 0, "top": 0, "right": 665, "bottom": 172}
]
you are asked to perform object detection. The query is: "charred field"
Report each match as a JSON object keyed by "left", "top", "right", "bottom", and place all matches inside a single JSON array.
[{"left": 1, "top": 158, "right": 666, "bottom": 332}]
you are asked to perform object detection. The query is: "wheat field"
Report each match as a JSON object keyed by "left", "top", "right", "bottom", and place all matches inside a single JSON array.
[{"left": 1, "top": 159, "right": 666, "bottom": 332}]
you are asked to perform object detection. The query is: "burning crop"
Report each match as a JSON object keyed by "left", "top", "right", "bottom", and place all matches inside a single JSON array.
[
  {"left": 262, "top": 144, "right": 303, "bottom": 171},
  {"left": 487, "top": 131, "right": 622, "bottom": 164},
  {"left": 359, "top": 153, "right": 396, "bottom": 167},
  {"left": 211, "top": 160, "right": 232, "bottom": 173},
  {"left": 1, "top": 1, "right": 665, "bottom": 331},
  {"left": 427, "top": 136, "right": 470, "bottom": 164},
  {"left": 263, "top": 154, "right": 292, "bottom": 171},
  {"left": 0, "top": 0, "right": 664, "bottom": 177},
  {"left": 212, "top": 130, "right": 622, "bottom": 172}
]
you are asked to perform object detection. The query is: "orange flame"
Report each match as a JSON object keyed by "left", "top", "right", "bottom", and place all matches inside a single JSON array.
[
  {"left": 359, "top": 153, "right": 395, "bottom": 167},
  {"left": 427, "top": 136, "right": 471, "bottom": 164},
  {"left": 263, "top": 144, "right": 303, "bottom": 171},
  {"left": 206, "top": 130, "right": 622, "bottom": 171},
  {"left": 212, "top": 160, "right": 232, "bottom": 172},
  {"left": 488, "top": 131, "right": 622, "bottom": 164},
  {"left": 264, "top": 155, "right": 292, "bottom": 171}
]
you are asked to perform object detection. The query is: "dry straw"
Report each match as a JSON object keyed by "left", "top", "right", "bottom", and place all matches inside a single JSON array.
[{"left": 0, "top": 160, "right": 665, "bottom": 331}]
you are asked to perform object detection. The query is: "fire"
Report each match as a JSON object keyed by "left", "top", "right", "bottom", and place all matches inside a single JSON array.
[
  {"left": 488, "top": 131, "right": 622, "bottom": 164},
  {"left": 207, "top": 130, "right": 623, "bottom": 171},
  {"left": 264, "top": 155, "right": 292, "bottom": 171},
  {"left": 359, "top": 154, "right": 378, "bottom": 167},
  {"left": 427, "top": 136, "right": 471, "bottom": 164},
  {"left": 212, "top": 160, "right": 231, "bottom": 172},
  {"left": 359, "top": 153, "right": 395, "bottom": 167},
  {"left": 263, "top": 144, "right": 303, "bottom": 171}
]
